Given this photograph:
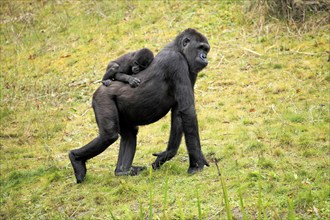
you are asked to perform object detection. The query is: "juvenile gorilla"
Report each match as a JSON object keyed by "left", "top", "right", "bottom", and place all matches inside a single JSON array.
[
  {"left": 69, "top": 28, "right": 210, "bottom": 183},
  {"left": 102, "top": 48, "right": 154, "bottom": 87}
]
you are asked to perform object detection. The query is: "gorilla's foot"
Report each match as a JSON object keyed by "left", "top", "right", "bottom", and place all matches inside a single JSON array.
[
  {"left": 187, "top": 166, "right": 203, "bottom": 175},
  {"left": 115, "top": 166, "right": 147, "bottom": 176},
  {"left": 69, "top": 151, "right": 86, "bottom": 183},
  {"left": 187, "top": 158, "right": 210, "bottom": 174},
  {"left": 130, "top": 166, "right": 147, "bottom": 175}
]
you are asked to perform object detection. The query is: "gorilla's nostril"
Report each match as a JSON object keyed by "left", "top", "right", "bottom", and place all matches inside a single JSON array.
[{"left": 200, "top": 53, "right": 207, "bottom": 63}]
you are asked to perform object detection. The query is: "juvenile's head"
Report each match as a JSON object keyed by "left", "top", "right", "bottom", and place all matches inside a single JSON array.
[{"left": 131, "top": 48, "right": 154, "bottom": 74}]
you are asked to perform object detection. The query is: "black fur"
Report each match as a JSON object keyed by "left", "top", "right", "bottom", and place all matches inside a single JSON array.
[
  {"left": 69, "top": 28, "right": 210, "bottom": 183},
  {"left": 102, "top": 48, "right": 154, "bottom": 88}
]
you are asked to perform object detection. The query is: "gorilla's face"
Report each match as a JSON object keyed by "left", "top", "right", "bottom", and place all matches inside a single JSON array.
[
  {"left": 181, "top": 32, "right": 210, "bottom": 73},
  {"left": 131, "top": 63, "right": 141, "bottom": 74},
  {"left": 194, "top": 42, "right": 210, "bottom": 70}
]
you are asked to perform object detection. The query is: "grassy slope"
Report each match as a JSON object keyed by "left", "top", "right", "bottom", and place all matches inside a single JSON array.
[{"left": 0, "top": 1, "right": 329, "bottom": 219}]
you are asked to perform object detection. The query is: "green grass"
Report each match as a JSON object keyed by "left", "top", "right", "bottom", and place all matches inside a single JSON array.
[
  {"left": 220, "top": 169, "right": 232, "bottom": 220},
  {"left": 1, "top": 0, "right": 329, "bottom": 219}
]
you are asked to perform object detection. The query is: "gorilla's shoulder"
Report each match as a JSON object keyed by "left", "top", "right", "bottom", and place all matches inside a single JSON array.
[{"left": 156, "top": 50, "right": 185, "bottom": 65}]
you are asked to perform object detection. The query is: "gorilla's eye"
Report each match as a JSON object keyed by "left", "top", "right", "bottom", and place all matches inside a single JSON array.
[
  {"left": 198, "top": 44, "right": 210, "bottom": 53},
  {"left": 135, "top": 61, "right": 147, "bottom": 69}
]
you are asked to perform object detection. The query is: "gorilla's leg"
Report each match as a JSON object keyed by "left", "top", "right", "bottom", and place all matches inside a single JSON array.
[
  {"left": 115, "top": 126, "right": 144, "bottom": 176},
  {"left": 152, "top": 105, "right": 183, "bottom": 169},
  {"left": 69, "top": 135, "right": 117, "bottom": 183},
  {"left": 69, "top": 99, "right": 119, "bottom": 183}
]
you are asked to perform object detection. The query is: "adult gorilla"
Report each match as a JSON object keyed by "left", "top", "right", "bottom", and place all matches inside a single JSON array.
[{"left": 69, "top": 28, "right": 210, "bottom": 183}]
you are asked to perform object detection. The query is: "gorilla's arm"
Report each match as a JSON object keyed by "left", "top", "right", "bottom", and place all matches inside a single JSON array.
[
  {"left": 103, "top": 62, "right": 119, "bottom": 81},
  {"left": 174, "top": 71, "right": 209, "bottom": 173},
  {"left": 152, "top": 54, "right": 208, "bottom": 173},
  {"left": 180, "top": 104, "right": 209, "bottom": 173},
  {"left": 114, "top": 72, "right": 141, "bottom": 88}
]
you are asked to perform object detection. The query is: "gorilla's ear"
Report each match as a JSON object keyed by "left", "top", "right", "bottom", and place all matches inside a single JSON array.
[{"left": 183, "top": 38, "right": 190, "bottom": 47}]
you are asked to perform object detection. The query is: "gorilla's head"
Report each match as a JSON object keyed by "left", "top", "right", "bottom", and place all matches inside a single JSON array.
[
  {"left": 176, "top": 28, "right": 210, "bottom": 73},
  {"left": 132, "top": 48, "right": 154, "bottom": 74}
]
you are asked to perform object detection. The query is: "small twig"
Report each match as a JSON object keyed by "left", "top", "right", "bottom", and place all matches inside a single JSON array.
[
  {"left": 217, "top": 55, "right": 225, "bottom": 67},
  {"left": 22, "top": 92, "right": 69, "bottom": 102},
  {"left": 242, "top": 47, "right": 262, "bottom": 56},
  {"left": 214, "top": 158, "right": 221, "bottom": 176},
  {"left": 265, "top": 45, "right": 276, "bottom": 52},
  {"left": 288, "top": 51, "right": 325, "bottom": 56},
  {"left": 70, "top": 203, "right": 82, "bottom": 218},
  {"left": 169, "top": 17, "right": 176, "bottom": 27},
  {"left": 93, "top": 79, "right": 102, "bottom": 84},
  {"left": 97, "top": 10, "right": 107, "bottom": 18},
  {"left": 81, "top": 108, "right": 90, "bottom": 117},
  {"left": 195, "top": 89, "right": 206, "bottom": 96},
  {"left": 271, "top": 104, "right": 277, "bottom": 114}
]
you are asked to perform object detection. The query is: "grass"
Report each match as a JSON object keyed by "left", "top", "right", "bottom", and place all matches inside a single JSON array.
[
  {"left": 163, "top": 169, "right": 169, "bottom": 219},
  {"left": 1, "top": 0, "right": 329, "bottom": 219},
  {"left": 149, "top": 167, "right": 153, "bottom": 220},
  {"left": 220, "top": 169, "right": 232, "bottom": 220}
]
